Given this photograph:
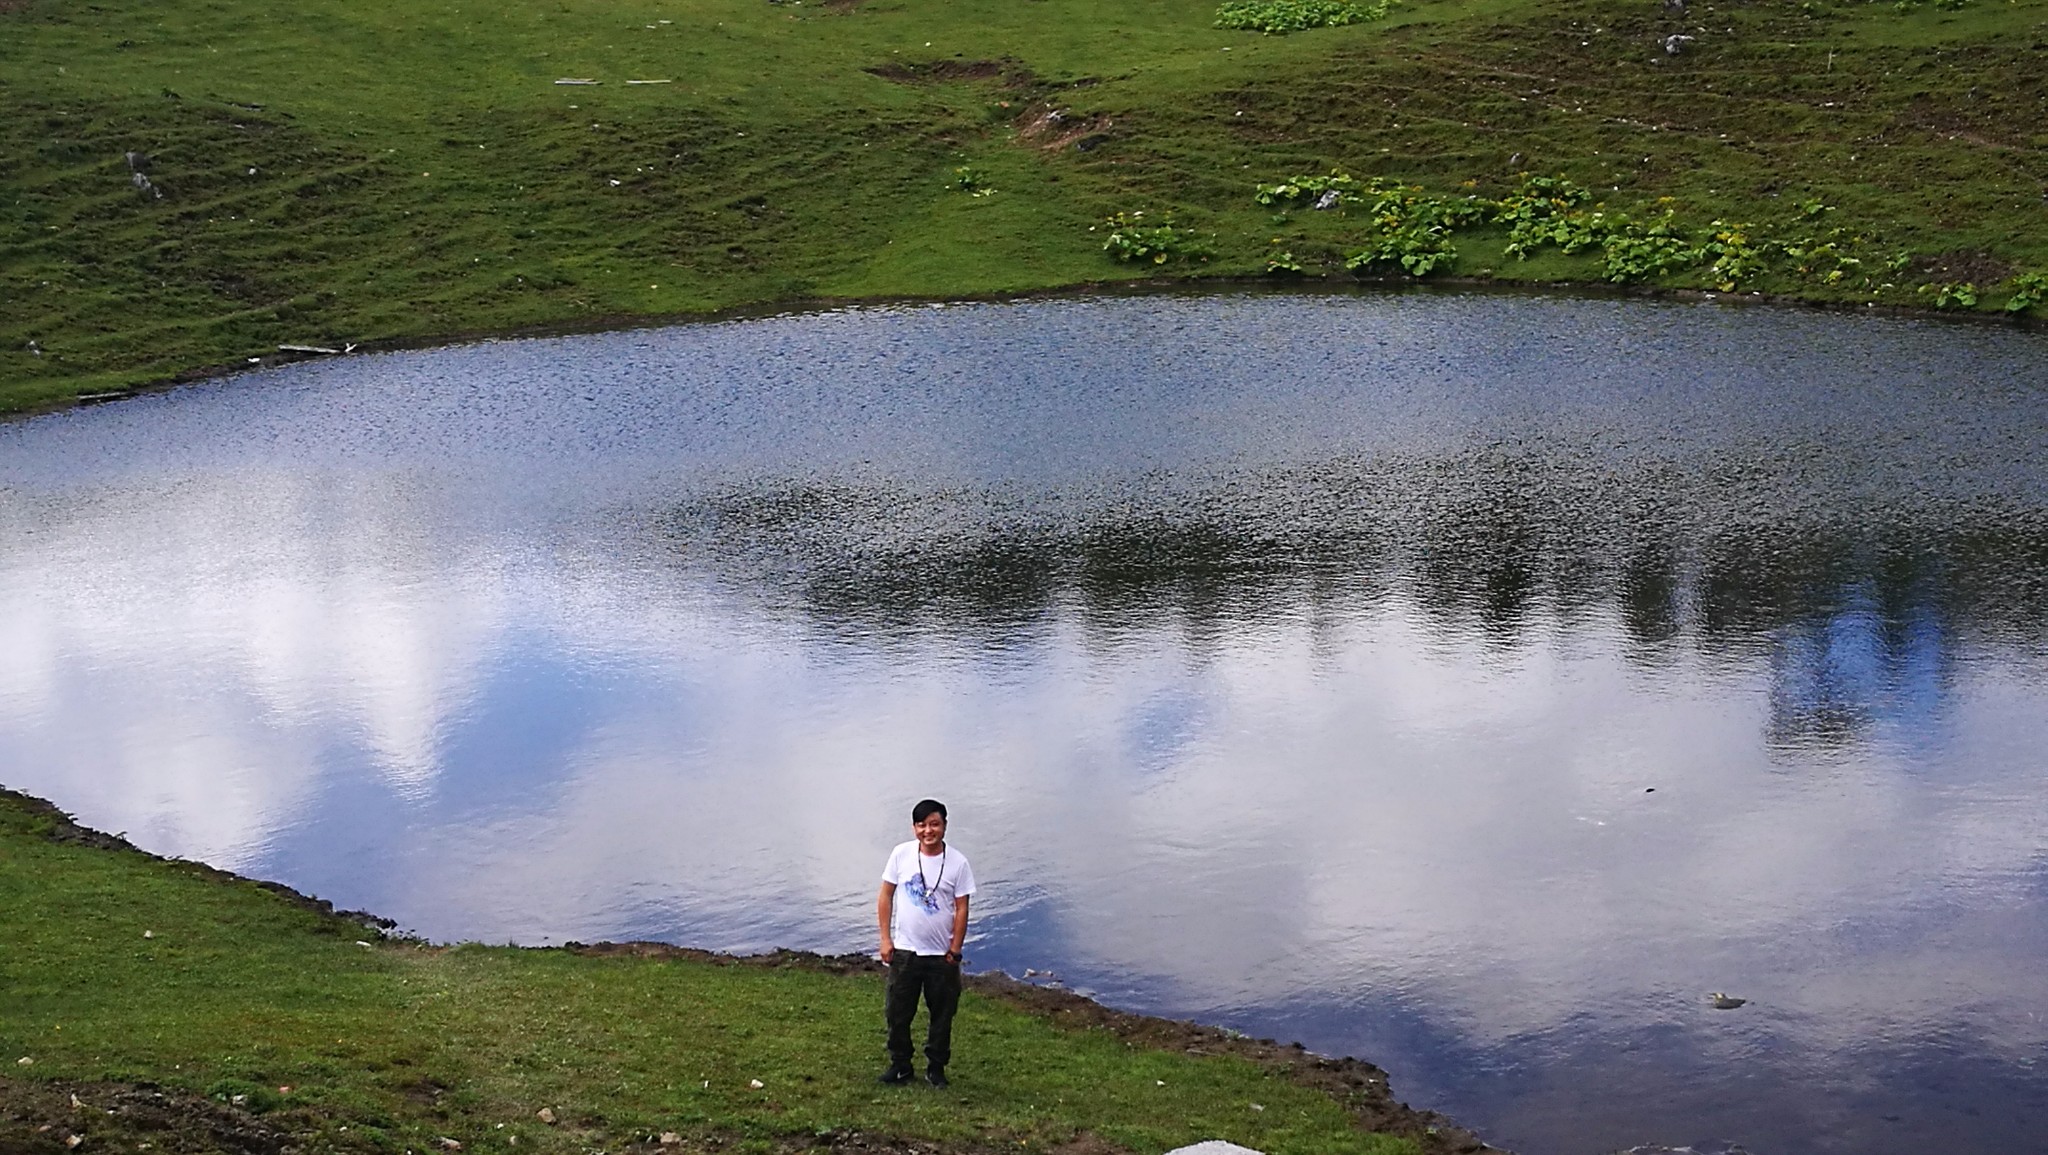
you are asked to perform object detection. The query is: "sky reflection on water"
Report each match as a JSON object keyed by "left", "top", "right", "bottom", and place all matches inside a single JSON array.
[{"left": 3, "top": 292, "right": 2048, "bottom": 1155}]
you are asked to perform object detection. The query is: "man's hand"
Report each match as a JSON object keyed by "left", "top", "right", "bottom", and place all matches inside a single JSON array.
[{"left": 880, "top": 942, "right": 895, "bottom": 964}]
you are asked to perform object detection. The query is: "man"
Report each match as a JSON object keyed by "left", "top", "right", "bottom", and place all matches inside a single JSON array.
[{"left": 876, "top": 798, "right": 975, "bottom": 1088}]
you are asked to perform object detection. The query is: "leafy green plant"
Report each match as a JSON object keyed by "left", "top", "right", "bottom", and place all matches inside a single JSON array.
[
  {"left": 1601, "top": 211, "right": 1696, "bottom": 283},
  {"left": 952, "top": 166, "right": 996, "bottom": 197},
  {"left": 1214, "top": 0, "right": 1396, "bottom": 34},
  {"left": 1253, "top": 171, "right": 1364, "bottom": 207},
  {"left": 1099, "top": 212, "right": 1211, "bottom": 264},
  {"left": 1494, "top": 176, "right": 1602, "bottom": 259},
  {"left": 1698, "top": 220, "right": 1766, "bottom": 290},
  {"left": 1345, "top": 226, "right": 1459, "bottom": 275},
  {"left": 1265, "top": 248, "right": 1308, "bottom": 275},
  {"left": 2002, "top": 272, "right": 2048, "bottom": 313},
  {"left": 1919, "top": 281, "right": 1979, "bottom": 308},
  {"left": 1781, "top": 228, "right": 1866, "bottom": 285}
]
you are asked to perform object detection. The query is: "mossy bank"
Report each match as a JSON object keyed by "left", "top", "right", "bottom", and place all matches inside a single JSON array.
[
  {"left": 3, "top": 0, "right": 2045, "bottom": 413},
  {"left": 0, "top": 787, "right": 1491, "bottom": 1155}
]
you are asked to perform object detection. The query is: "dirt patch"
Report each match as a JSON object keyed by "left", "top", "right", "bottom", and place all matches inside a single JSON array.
[
  {"left": 0, "top": 0, "right": 30, "bottom": 14},
  {"left": 1911, "top": 250, "right": 2016, "bottom": 286},
  {"left": 1, "top": 787, "right": 396, "bottom": 933},
  {"left": 1015, "top": 104, "right": 1115, "bottom": 152},
  {"left": 0, "top": 1079, "right": 300, "bottom": 1155},
  {"left": 567, "top": 944, "right": 1496, "bottom": 1155},
  {"left": 865, "top": 58, "right": 1034, "bottom": 87}
]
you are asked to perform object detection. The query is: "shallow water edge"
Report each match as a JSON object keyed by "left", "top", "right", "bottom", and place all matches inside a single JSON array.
[{"left": 10, "top": 277, "right": 2040, "bottom": 424}]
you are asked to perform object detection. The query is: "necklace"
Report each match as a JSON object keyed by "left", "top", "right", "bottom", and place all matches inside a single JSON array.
[{"left": 916, "top": 847, "right": 946, "bottom": 912}]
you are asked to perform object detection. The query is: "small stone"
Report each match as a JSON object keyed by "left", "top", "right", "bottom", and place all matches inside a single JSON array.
[
  {"left": 749, "top": 1079, "right": 764, "bottom": 1089},
  {"left": 439, "top": 1139, "right": 463, "bottom": 1151},
  {"left": 17, "top": 1057, "right": 32, "bottom": 1066},
  {"left": 66, "top": 1136, "right": 84, "bottom": 1150},
  {"left": 536, "top": 1108, "right": 556, "bottom": 1125},
  {"left": 660, "top": 1133, "right": 682, "bottom": 1146},
  {"left": 1311, "top": 189, "right": 1340, "bottom": 211},
  {"left": 142, "top": 930, "right": 154, "bottom": 939}
]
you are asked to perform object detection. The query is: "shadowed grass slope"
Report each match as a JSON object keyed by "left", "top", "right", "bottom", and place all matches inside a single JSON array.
[{"left": 1, "top": 0, "right": 2043, "bottom": 411}]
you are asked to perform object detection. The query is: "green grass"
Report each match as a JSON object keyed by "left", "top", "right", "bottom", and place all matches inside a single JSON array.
[
  {"left": 2, "top": 0, "right": 2044, "bottom": 412},
  {"left": 0, "top": 789, "right": 1421, "bottom": 1155}
]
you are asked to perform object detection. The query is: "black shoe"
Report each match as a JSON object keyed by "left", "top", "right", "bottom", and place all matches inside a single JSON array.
[
  {"left": 878, "top": 1063, "right": 913, "bottom": 1085},
  {"left": 925, "top": 1067, "right": 949, "bottom": 1088}
]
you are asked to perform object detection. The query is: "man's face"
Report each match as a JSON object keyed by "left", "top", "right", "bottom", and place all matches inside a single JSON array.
[{"left": 913, "top": 812, "right": 947, "bottom": 853}]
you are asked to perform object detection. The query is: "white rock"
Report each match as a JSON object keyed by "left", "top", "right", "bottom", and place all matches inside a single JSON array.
[
  {"left": 749, "top": 1079, "right": 764, "bottom": 1089},
  {"left": 1163, "top": 1144, "right": 1265, "bottom": 1155},
  {"left": 536, "top": 1108, "right": 556, "bottom": 1124}
]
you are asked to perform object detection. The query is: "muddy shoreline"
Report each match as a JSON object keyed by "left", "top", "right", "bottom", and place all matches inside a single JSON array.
[{"left": 1, "top": 786, "right": 1497, "bottom": 1155}]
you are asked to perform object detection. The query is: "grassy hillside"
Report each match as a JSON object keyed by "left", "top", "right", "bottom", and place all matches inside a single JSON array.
[
  {"left": 0, "top": 788, "right": 1475, "bottom": 1155},
  {"left": 2, "top": 0, "right": 2044, "bottom": 411}
]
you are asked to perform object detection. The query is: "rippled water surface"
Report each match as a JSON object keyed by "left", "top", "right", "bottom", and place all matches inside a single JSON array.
[{"left": 5, "top": 292, "right": 2048, "bottom": 1155}]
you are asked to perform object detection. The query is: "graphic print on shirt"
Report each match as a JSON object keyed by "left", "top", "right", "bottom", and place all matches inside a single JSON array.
[{"left": 906, "top": 868, "right": 942, "bottom": 913}]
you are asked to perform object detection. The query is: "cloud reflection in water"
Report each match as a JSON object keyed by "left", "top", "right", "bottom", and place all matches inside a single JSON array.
[{"left": 2, "top": 292, "right": 2047, "bottom": 1155}]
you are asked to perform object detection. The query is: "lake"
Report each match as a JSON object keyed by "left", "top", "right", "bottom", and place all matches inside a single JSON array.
[{"left": 3, "top": 290, "right": 2046, "bottom": 1155}]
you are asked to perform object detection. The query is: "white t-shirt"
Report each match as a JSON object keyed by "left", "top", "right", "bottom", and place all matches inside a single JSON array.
[{"left": 882, "top": 840, "right": 976, "bottom": 957}]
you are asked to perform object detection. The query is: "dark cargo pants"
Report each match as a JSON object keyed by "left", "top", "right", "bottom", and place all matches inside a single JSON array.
[{"left": 885, "top": 951, "right": 961, "bottom": 1069}]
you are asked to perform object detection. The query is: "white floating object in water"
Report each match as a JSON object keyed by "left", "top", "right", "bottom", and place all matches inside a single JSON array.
[{"left": 1708, "top": 992, "right": 1747, "bottom": 1010}]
